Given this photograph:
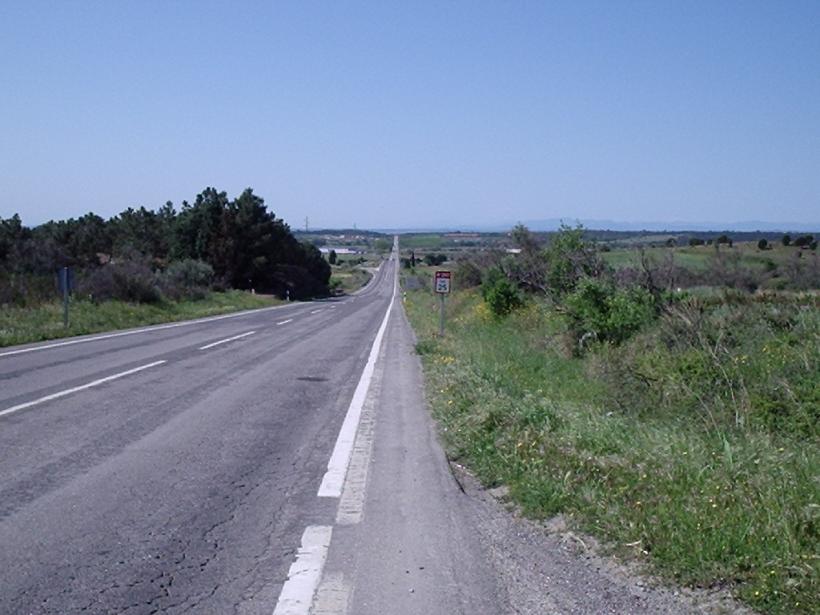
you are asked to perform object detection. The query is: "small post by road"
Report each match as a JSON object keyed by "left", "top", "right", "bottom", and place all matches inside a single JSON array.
[
  {"left": 58, "top": 266, "right": 73, "bottom": 328},
  {"left": 434, "top": 270, "right": 451, "bottom": 336}
]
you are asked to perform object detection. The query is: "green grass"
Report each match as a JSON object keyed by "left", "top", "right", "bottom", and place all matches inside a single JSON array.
[
  {"left": 398, "top": 234, "right": 445, "bottom": 249},
  {"left": 404, "top": 287, "right": 818, "bottom": 614},
  {"left": 602, "top": 246, "right": 716, "bottom": 270},
  {"left": 602, "top": 243, "right": 817, "bottom": 276},
  {"left": 0, "top": 290, "right": 280, "bottom": 347}
]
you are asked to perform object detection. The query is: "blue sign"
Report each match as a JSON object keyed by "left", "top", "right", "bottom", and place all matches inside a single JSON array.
[{"left": 58, "top": 267, "right": 74, "bottom": 294}]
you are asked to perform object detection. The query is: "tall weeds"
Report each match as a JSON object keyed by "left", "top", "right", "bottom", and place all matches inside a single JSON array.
[{"left": 406, "top": 287, "right": 818, "bottom": 614}]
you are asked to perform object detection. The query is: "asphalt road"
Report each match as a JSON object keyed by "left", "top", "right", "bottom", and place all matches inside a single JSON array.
[{"left": 0, "top": 253, "right": 400, "bottom": 614}]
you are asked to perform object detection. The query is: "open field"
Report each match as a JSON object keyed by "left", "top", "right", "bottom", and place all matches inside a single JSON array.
[
  {"left": 0, "top": 290, "right": 279, "bottom": 348},
  {"left": 397, "top": 234, "right": 446, "bottom": 249},
  {"left": 602, "top": 242, "right": 815, "bottom": 273},
  {"left": 403, "top": 279, "right": 818, "bottom": 615}
]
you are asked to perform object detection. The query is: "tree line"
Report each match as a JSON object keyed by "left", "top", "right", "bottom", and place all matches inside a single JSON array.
[{"left": 0, "top": 187, "right": 330, "bottom": 305}]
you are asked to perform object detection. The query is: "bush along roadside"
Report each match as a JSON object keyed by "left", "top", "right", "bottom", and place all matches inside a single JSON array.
[{"left": 404, "top": 286, "right": 818, "bottom": 615}]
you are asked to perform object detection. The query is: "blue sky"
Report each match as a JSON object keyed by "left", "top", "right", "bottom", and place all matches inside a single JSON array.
[{"left": 2, "top": 1, "right": 819, "bottom": 229}]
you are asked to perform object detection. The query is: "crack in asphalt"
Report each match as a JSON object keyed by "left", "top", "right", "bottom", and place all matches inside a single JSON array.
[{"left": 4, "top": 454, "right": 317, "bottom": 614}]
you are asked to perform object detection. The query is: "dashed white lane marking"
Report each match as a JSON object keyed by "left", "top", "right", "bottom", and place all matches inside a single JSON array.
[
  {"left": 0, "top": 304, "right": 291, "bottom": 358},
  {"left": 310, "top": 309, "right": 323, "bottom": 314},
  {"left": 198, "top": 330, "right": 255, "bottom": 350},
  {"left": 276, "top": 319, "right": 294, "bottom": 326},
  {"left": 0, "top": 360, "right": 167, "bottom": 419},
  {"left": 272, "top": 526, "right": 333, "bottom": 615},
  {"left": 317, "top": 260, "right": 397, "bottom": 498}
]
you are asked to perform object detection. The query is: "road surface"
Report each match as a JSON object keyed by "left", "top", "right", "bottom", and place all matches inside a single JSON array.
[{"left": 0, "top": 247, "right": 398, "bottom": 614}]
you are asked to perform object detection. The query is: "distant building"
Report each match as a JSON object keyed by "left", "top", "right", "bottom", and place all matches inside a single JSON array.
[
  {"left": 444, "top": 232, "right": 480, "bottom": 239},
  {"left": 319, "top": 247, "right": 361, "bottom": 255}
]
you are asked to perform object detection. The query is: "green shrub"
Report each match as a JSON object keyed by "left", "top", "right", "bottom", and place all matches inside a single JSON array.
[
  {"left": 481, "top": 268, "right": 523, "bottom": 317},
  {"left": 164, "top": 259, "right": 214, "bottom": 288},
  {"left": 455, "top": 259, "right": 483, "bottom": 288},
  {"left": 158, "top": 259, "right": 214, "bottom": 300},
  {"left": 0, "top": 270, "right": 56, "bottom": 307},
  {"left": 544, "top": 225, "right": 605, "bottom": 298},
  {"left": 80, "top": 260, "right": 163, "bottom": 304},
  {"left": 424, "top": 253, "right": 448, "bottom": 266},
  {"left": 564, "top": 277, "right": 656, "bottom": 348}
]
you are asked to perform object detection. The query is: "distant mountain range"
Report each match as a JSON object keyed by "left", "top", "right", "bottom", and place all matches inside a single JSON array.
[{"left": 375, "top": 219, "right": 819, "bottom": 234}]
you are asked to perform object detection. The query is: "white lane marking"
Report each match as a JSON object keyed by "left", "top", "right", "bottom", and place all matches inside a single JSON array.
[
  {"left": 318, "top": 259, "right": 397, "bottom": 498},
  {"left": 310, "top": 309, "right": 323, "bottom": 314},
  {"left": 276, "top": 319, "right": 293, "bottom": 326},
  {"left": 0, "top": 304, "right": 292, "bottom": 358},
  {"left": 198, "top": 330, "right": 255, "bottom": 350},
  {"left": 312, "top": 572, "right": 351, "bottom": 615},
  {"left": 336, "top": 359, "right": 381, "bottom": 525},
  {"left": 272, "top": 526, "right": 333, "bottom": 615},
  {"left": 0, "top": 360, "right": 167, "bottom": 419}
]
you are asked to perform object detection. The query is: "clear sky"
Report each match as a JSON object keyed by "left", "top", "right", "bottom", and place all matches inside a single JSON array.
[{"left": 2, "top": 1, "right": 819, "bottom": 229}]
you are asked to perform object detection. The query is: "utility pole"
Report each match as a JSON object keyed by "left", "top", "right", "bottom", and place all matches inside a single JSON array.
[{"left": 305, "top": 216, "right": 309, "bottom": 233}]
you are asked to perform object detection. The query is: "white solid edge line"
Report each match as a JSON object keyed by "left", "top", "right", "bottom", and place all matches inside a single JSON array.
[
  {"left": 198, "top": 330, "right": 256, "bottom": 350},
  {"left": 0, "top": 360, "right": 167, "bottom": 419},
  {"left": 272, "top": 525, "right": 333, "bottom": 615},
  {"left": 317, "top": 258, "right": 397, "bottom": 498},
  {"left": 276, "top": 319, "right": 293, "bottom": 326},
  {"left": 0, "top": 304, "right": 292, "bottom": 358}
]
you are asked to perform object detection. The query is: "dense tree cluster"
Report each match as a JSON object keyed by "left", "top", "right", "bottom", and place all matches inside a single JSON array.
[{"left": 0, "top": 187, "right": 330, "bottom": 304}]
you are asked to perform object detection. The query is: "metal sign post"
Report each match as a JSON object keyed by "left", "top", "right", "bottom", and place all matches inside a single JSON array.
[
  {"left": 434, "top": 271, "right": 451, "bottom": 335},
  {"left": 58, "top": 267, "right": 73, "bottom": 328}
]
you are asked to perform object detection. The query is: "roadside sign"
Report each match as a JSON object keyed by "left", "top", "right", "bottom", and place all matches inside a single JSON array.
[
  {"left": 58, "top": 267, "right": 74, "bottom": 328},
  {"left": 434, "top": 271, "right": 451, "bottom": 294},
  {"left": 58, "top": 266, "right": 74, "bottom": 294}
]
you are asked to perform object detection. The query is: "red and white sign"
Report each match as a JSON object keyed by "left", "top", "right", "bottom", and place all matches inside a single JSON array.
[{"left": 434, "top": 271, "right": 451, "bottom": 294}]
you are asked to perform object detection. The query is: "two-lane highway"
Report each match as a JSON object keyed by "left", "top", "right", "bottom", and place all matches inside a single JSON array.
[{"left": 0, "top": 253, "right": 395, "bottom": 614}]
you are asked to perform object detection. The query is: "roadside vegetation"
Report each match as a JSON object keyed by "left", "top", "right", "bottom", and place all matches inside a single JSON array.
[
  {"left": 329, "top": 260, "right": 373, "bottom": 295},
  {"left": 403, "top": 226, "right": 818, "bottom": 614},
  {"left": 0, "top": 187, "right": 330, "bottom": 346},
  {"left": 0, "top": 290, "right": 277, "bottom": 347}
]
